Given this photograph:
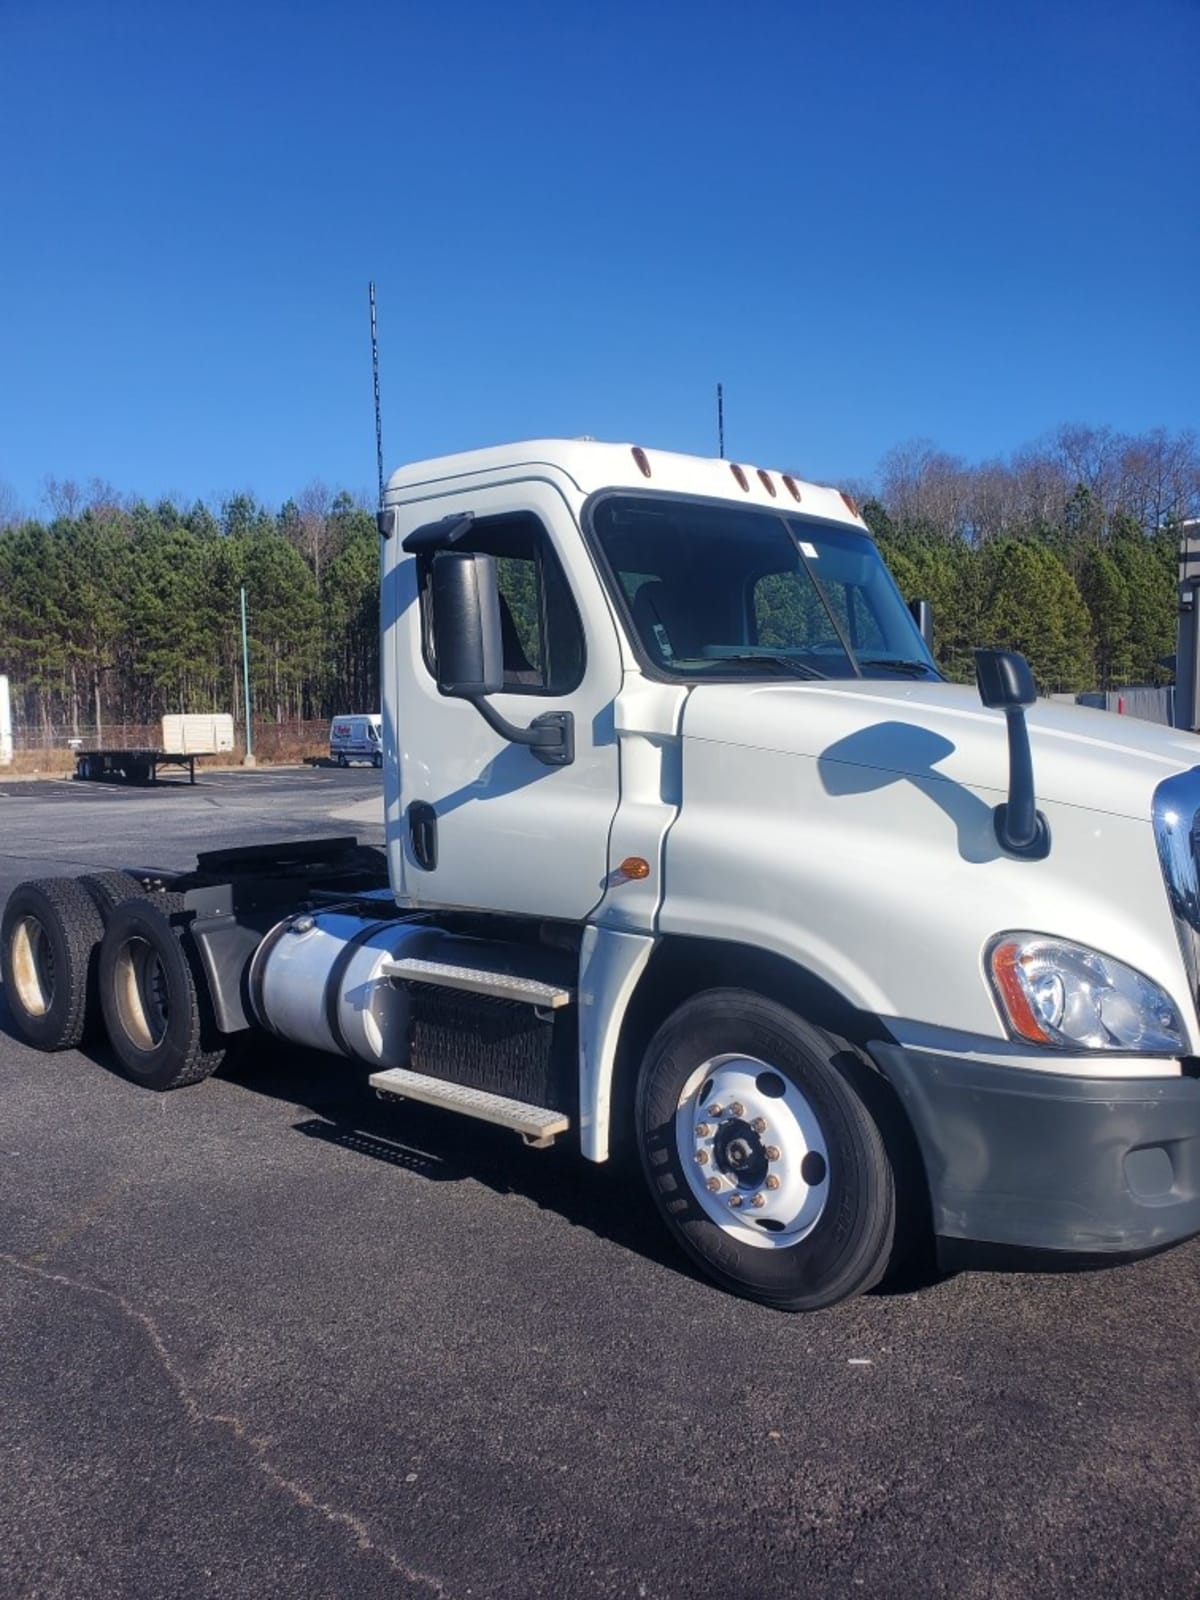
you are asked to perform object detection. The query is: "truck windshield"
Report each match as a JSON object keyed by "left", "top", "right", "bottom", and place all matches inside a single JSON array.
[{"left": 589, "top": 495, "right": 939, "bottom": 681}]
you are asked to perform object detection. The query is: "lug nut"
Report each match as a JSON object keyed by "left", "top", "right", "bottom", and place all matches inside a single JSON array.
[
  {"left": 751, "top": 1117, "right": 767, "bottom": 1134},
  {"left": 706, "top": 1176, "right": 722, "bottom": 1193},
  {"left": 695, "top": 1150, "right": 710, "bottom": 1166},
  {"left": 765, "top": 1174, "right": 781, "bottom": 1191},
  {"left": 764, "top": 1145, "right": 781, "bottom": 1162},
  {"left": 750, "top": 1193, "right": 767, "bottom": 1209},
  {"left": 730, "top": 1101, "right": 745, "bottom": 1118},
  {"left": 695, "top": 1122, "right": 714, "bottom": 1138},
  {"left": 707, "top": 1103, "right": 723, "bottom": 1117},
  {"left": 728, "top": 1194, "right": 743, "bottom": 1208}
]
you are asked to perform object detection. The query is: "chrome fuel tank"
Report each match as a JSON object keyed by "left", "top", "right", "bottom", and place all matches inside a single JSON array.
[{"left": 248, "top": 910, "right": 432, "bottom": 1068}]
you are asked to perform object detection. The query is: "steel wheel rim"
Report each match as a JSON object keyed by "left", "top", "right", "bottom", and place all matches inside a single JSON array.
[
  {"left": 113, "top": 935, "right": 170, "bottom": 1050},
  {"left": 10, "top": 915, "right": 55, "bottom": 1017},
  {"left": 674, "top": 1053, "right": 831, "bottom": 1250}
]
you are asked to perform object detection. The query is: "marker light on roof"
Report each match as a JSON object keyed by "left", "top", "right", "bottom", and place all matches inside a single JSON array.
[
  {"left": 631, "top": 447, "right": 652, "bottom": 478},
  {"left": 730, "top": 464, "right": 749, "bottom": 492},
  {"left": 756, "top": 469, "right": 777, "bottom": 498},
  {"left": 840, "top": 490, "right": 860, "bottom": 517},
  {"left": 782, "top": 475, "right": 802, "bottom": 503}
]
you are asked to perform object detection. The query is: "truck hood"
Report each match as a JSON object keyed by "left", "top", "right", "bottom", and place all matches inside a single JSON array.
[{"left": 681, "top": 679, "right": 1200, "bottom": 822}]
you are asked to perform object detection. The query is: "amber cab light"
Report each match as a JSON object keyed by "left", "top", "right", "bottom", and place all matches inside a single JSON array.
[
  {"left": 730, "top": 463, "right": 749, "bottom": 492},
  {"left": 756, "top": 469, "right": 777, "bottom": 498},
  {"left": 631, "top": 446, "right": 652, "bottom": 478},
  {"left": 990, "top": 940, "right": 1052, "bottom": 1045},
  {"left": 782, "top": 475, "right": 802, "bottom": 503},
  {"left": 840, "top": 489, "right": 860, "bottom": 517}
]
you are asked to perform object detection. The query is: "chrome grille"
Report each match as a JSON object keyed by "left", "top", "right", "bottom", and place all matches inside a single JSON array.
[{"left": 1152, "top": 769, "right": 1200, "bottom": 1012}]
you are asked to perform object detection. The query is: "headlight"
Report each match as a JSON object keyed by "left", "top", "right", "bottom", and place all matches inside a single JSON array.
[{"left": 987, "top": 933, "right": 1187, "bottom": 1053}]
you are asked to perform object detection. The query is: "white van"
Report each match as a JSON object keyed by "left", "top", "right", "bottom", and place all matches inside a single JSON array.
[{"left": 329, "top": 714, "right": 382, "bottom": 768}]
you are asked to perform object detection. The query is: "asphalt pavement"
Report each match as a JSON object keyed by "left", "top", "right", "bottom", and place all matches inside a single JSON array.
[{"left": 2, "top": 766, "right": 1199, "bottom": 1598}]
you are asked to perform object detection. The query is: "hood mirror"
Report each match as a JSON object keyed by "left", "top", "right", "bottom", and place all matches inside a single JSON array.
[{"left": 975, "top": 649, "right": 1050, "bottom": 859}]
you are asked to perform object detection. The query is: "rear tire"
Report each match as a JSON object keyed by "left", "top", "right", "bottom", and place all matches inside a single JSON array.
[
  {"left": 78, "top": 871, "right": 152, "bottom": 924},
  {"left": 336, "top": 753, "right": 347, "bottom": 768},
  {"left": 372, "top": 752, "right": 382, "bottom": 769},
  {"left": 98, "top": 893, "right": 225, "bottom": 1090},
  {"left": 1, "top": 879, "right": 105, "bottom": 1050},
  {"left": 636, "top": 989, "right": 896, "bottom": 1311}
]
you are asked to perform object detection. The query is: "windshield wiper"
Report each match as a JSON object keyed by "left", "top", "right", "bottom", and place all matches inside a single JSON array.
[
  {"left": 864, "top": 658, "right": 936, "bottom": 677},
  {"left": 700, "top": 653, "right": 828, "bottom": 680}
]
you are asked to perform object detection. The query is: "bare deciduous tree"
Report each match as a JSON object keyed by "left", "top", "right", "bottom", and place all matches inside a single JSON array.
[
  {"left": 43, "top": 475, "right": 83, "bottom": 519},
  {"left": 0, "top": 477, "right": 22, "bottom": 527},
  {"left": 297, "top": 480, "right": 333, "bottom": 590}
]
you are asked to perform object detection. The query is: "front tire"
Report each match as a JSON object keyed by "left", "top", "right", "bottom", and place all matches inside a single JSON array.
[{"left": 636, "top": 989, "right": 896, "bottom": 1311}]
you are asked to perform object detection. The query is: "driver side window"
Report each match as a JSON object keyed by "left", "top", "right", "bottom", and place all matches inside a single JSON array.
[{"left": 420, "top": 513, "right": 585, "bottom": 695}]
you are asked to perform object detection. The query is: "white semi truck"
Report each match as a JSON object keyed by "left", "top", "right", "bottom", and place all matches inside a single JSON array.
[{"left": 5, "top": 439, "right": 1200, "bottom": 1311}]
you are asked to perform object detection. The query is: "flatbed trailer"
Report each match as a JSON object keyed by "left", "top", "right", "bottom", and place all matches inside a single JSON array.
[
  {"left": 75, "top": 748, "right": 201, "bottom": 785},
  {"left": 73, "top": 714, "right": 234, "bottom": 784}
]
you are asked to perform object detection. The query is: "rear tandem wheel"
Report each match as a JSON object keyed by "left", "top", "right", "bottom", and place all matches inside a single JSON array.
[
  {"left": 0, "top": 879, "right": 105, "bottom": 1050},
  {"left": 97, "top": 893, "right": 227, "bottom": 1090}
]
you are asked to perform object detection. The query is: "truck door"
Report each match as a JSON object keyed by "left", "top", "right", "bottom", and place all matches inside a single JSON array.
[{"left": 388, "top": 479, "right": 622, "bottom": 922}]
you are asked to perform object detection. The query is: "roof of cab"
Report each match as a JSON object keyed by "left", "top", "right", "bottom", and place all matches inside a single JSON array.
[{"left": 384, "top": 439, "right": 866, "bottom": 529}]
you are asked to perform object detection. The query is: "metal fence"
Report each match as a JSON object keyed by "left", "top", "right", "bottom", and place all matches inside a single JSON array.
[
  {"left": 10, "top": 720, "right": 333, "bottom": 762},
  {"left": 1072, "top": 687, "right": 1175, "bottom": 727}
]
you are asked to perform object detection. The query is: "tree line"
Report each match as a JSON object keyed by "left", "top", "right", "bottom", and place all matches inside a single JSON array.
[
  {"left": 0, "top": 483, "right": 379, "bottom": 739},
  {"left": 859, "top": 424, "right": 1196, "bottom": 691},
  {"left": 1, "top": 423, "right": 1197, "bottom": 738}
]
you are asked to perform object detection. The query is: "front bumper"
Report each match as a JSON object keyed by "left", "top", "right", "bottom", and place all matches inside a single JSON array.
[{"left": 869, "top": 1043, "right": 1200, "bottom": 1267}]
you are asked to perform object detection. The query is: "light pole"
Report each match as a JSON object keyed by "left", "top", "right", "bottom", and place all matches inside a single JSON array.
[{"left": 240, "top": 584, "right": 255, "bottom": 766}]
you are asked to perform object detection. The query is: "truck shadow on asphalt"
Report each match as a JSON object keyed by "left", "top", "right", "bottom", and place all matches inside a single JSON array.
[
  {"left": 0, "top": 994, "right": 946, "bottom": 1301},
  {"left": 224, "top": 1039, "right": 703, "bottom": 1286},
  {"left": 217, "top": 1044, "right": 954, "bottom": 1301}
]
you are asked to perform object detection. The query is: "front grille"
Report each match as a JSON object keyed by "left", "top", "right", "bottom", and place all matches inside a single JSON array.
[{"left": 1153, "top": 769, "right": 1200, "bottom": 1012}]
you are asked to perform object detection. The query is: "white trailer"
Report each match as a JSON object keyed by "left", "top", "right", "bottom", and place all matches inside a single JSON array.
[
  {"left": 5, "top": 439, "right": 1200, "bottom": 1311},
  {"left": 0, "top": 674, "right": 11, "bottom": 766}
]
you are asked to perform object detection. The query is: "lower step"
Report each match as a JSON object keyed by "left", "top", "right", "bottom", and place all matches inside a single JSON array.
[{"left": 369, "top": 1066, "right": 570, "bottom": 1146}]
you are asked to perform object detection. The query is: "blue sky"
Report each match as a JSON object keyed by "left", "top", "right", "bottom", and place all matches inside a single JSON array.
[{"left": 1, "top": 0, "right": 1196, "bottom": 513}]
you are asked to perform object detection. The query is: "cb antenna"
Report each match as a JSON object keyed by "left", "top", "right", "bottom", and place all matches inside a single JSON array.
[
  {"left": 369, "top": 281, "right": 385, "bottom": 506},
  {"left": 717, "top": 382, "right": 725, "bottom": 459}
]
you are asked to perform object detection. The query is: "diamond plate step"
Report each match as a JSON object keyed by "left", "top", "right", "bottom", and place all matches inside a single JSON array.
[
  {"left": 379, "top": 953, "right": 573, "bottom": 1009},
  {"left": 369, "top": 1067, "right": 570, "bottom": 1144}
]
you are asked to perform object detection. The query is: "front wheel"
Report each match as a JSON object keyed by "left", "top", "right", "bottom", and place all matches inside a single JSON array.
[{"left": 636, "top": 989, "right": 896, "bottom": 1311}]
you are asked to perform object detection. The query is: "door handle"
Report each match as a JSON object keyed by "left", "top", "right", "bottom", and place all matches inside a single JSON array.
[{"left": 408, "top": 801, "right": 438, "bottom": 871}]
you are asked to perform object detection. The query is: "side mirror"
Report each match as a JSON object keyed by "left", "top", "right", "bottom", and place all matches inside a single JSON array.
[
  {"left": 909, "top": 598, "right": 934, "bottom": 652},
  {"left": 974, "top": 649, "right": 1049, "bottom": 859},
  {"left": 427, "top": 548, "right": 575, "bottom": 768},
  {"left": 431, "top": 551, "right": 504, "bottom": 697}
]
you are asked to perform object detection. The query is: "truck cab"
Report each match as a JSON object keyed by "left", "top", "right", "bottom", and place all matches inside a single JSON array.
[{"left": 7, "top": 438, "right": 1200, "bottom": 1311}]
